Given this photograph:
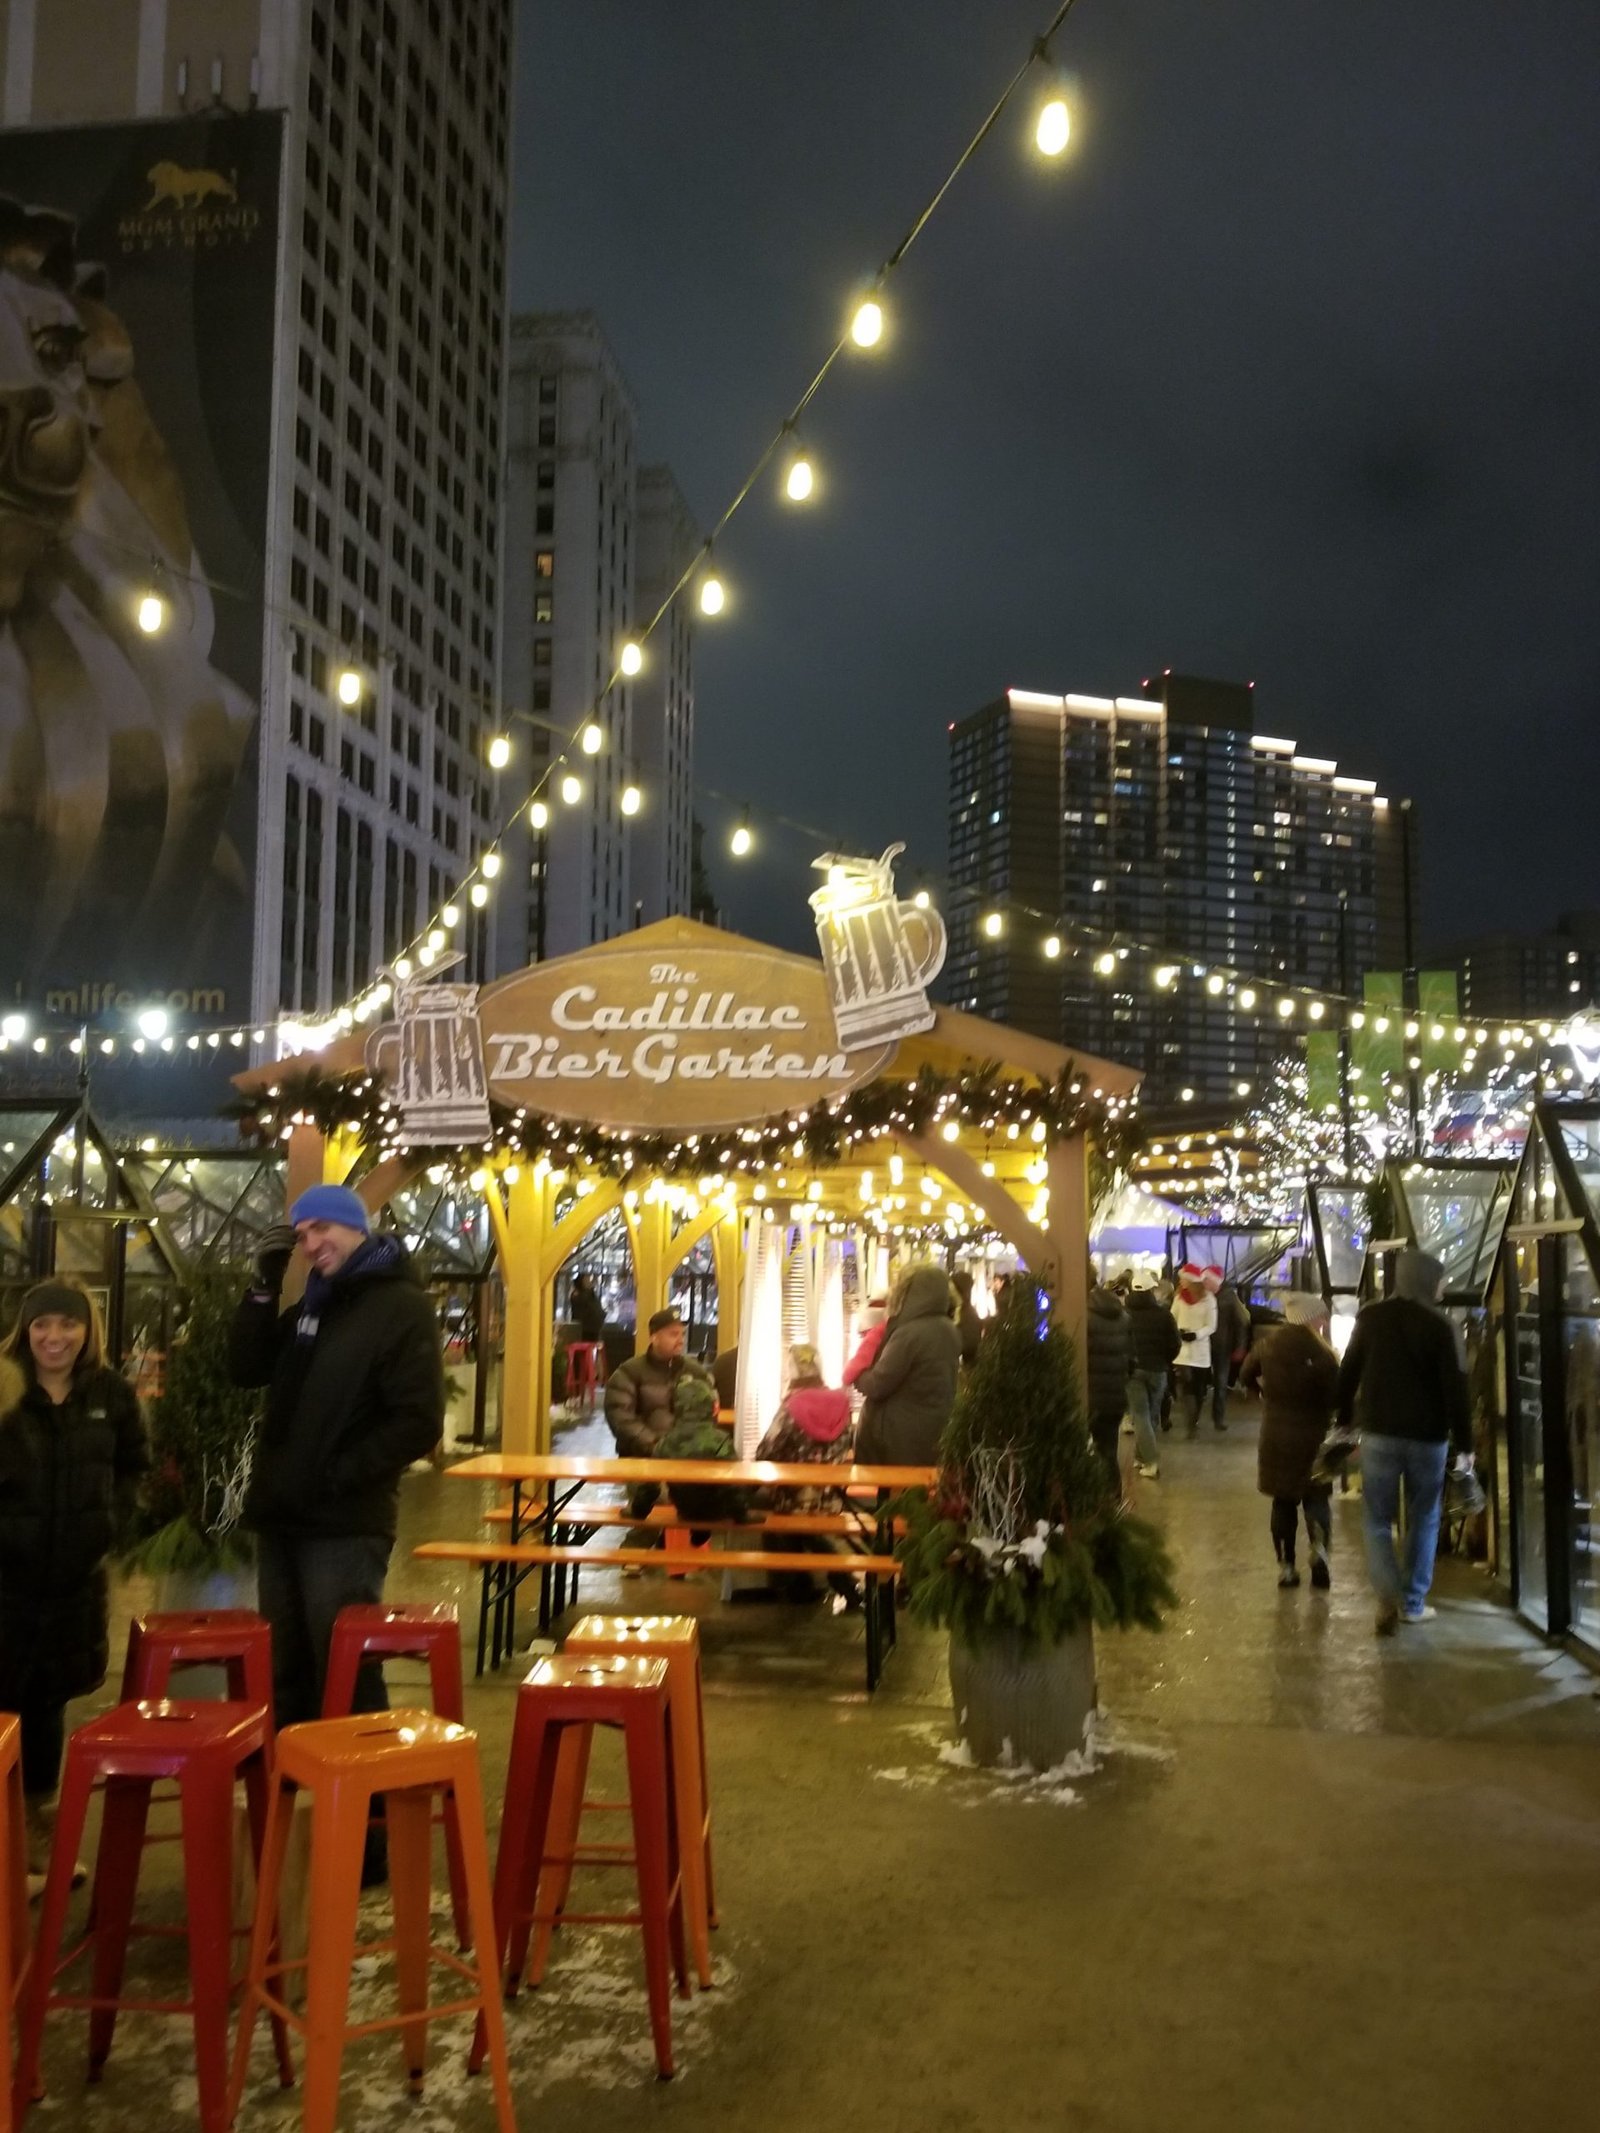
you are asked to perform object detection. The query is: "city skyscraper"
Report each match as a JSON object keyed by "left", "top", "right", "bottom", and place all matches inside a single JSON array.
[
  {"left": 498, "top": 311, "right": 696, "bottom": 963},
  {"left": 0, "top": 0, "right": 512, "bottom": 1027},
  {"left": 946, "top": 674, "right": 1409, "bottom": 1103}
]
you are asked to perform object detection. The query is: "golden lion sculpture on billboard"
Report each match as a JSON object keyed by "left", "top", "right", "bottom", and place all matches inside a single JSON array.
[
  {"left": 144, "top": 161, "right": 237, "bottom": 211},
  {"left": 0, "top": 195, "right": 256, "bottom": 995}
]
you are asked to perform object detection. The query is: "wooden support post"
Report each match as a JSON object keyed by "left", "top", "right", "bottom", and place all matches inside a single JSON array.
[
  {"left": 1046, "top": 1133, "right": 1091, "bottom": 1395},
  {"left": 712, "top": 1210, "right": 742, "bottom": 1357},
  {"left": 498, "top": 1168, "right": 552, "bottom": 1457}
]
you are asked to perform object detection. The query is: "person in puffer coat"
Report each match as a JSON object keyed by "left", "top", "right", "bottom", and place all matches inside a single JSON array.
[
  {"left": 0, "top": 1279, "right": 149, "bottom": 1890},
  {"left": 854, "top": 1264, "right": 962, "bottom": 1466},
  {"left": 1239, "top": 1293, "right": 1340, "bottom": 1589},
  {"left": 756, "top": 1343, "right": 860, "bottom": 1603},
  {"left": 1085, "top": 1281, "right": 1132, "bottom": 1494}
]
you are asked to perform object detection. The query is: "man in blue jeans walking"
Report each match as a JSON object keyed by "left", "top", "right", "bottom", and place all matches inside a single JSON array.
[{"left": 1336, "top": 1248, "right": 1471, "bottom": 1636}]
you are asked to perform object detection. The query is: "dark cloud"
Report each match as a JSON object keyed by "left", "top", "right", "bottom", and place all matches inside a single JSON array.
[{"left": 512, "top": 0, "right": 1600, "bottom": 953}]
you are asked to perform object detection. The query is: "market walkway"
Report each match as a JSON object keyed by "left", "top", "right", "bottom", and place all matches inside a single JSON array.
[{"left": 66, "top": 1402, "right": 1600, "bottom": 2131}]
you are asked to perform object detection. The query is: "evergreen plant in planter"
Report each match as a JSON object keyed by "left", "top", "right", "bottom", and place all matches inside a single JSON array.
[
  {"left": 896, "top": 1280, "right": 1176, "bottom": 1770},
  {"left": 121, "top": 1260, "right": 260, "bottom": 1607}
]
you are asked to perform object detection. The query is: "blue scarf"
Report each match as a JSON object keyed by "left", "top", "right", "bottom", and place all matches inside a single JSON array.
[{"left": 296, "top": 1234, "right": 405, "bottom": 1343}]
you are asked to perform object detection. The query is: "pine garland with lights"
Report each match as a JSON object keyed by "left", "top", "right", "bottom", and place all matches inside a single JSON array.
[{"left": 228, "top": 1058, "right": 1137, "bottom": 1180}]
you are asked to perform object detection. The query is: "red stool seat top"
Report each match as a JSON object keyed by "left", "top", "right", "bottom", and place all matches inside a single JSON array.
[
  {"left": 332, "top": 1603, "right": 459, "bottom": 1637},
  {"left": 523, "top": 1653, "right": 670, "bottom": 1699},
  {"left": 73, "top": 1699, "right": 270, "bottom": 1778},
  {"left": 134, "top": 1610, "right": 270, "bottom": 1654}
]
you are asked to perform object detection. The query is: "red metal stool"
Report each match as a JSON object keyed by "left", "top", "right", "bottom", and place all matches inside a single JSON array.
[
  {"left": 228, "top": 1710, "right": 515, "bottom": 2133},
  {"left": 560, "top": 1615, "right": 717, "bottom": 1988},
  {"left": 470, "top": 1653, "right": 688, "bottom": 2081},
  {"left": 563, "top": 1341, "right": 605, "bottom": 1408},
  {"left": 120, "top": 1610, "right": 275, "bottom": 1716},
  {"left": 0, "top": 1714, "right": 31, "bottom": 2133},
  {"left": 12, "top": 1700, "right": 290, "bottom": 2133},
  {"left": 322, "top": 1604, "right": 470, "bottom": 1948}
]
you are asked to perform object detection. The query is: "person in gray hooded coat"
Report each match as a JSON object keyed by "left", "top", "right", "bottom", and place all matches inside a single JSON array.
[{"left": 853, "top": 1264, "right": 962, "bottom": 1465}]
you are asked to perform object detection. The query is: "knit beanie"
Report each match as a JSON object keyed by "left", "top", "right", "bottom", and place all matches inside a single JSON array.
[
  {"left": 289, "top": 1183, "right": 371, "bottom": 1232},
  {"left": 17, "top": 1281, "right": 93, "bottom": 1330}
]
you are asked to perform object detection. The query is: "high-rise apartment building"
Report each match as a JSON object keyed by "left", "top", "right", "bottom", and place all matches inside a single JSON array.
[
  {"left": 499, "top": 312, "right": 695, "bottom": 962},
  {"left": 1432, "top": 911, "right": 1600, "bottom": 1022},
  {"left": 0, "top": 0, "right": 511, "bottom": 1030},
  {"left": 947, "top": 675, "right": 1409, "bottom": 1103}
]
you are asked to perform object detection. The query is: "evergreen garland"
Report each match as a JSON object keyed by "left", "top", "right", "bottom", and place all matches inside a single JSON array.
[
  {"left": 228, "top": 1058, "right": 1135, "bottom": 1180},
  {"left": 895, "top": 1280, "right": 1176, "bottom": 1644},
  {"left": 121, "top": 1261, "right": 260, "bottom": 1575}
]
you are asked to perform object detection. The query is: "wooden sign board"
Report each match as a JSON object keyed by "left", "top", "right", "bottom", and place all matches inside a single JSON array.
[{"left": 475, "top": 929, "right": 895, "bottom": 1132}]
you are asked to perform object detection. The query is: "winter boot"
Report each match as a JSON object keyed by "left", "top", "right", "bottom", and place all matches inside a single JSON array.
[{"left": 1309, "top": 1538, "right": 1331, "bottom": 1590}]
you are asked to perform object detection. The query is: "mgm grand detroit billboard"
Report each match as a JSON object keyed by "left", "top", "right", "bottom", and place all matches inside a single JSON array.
[{"left": 0, "top": 111, "right": 282, "bottom": 1032}]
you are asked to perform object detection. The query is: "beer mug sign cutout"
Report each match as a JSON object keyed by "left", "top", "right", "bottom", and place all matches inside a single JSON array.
[
  {"left": 365, "top": 965, "right": 493, "bottom": 1144},
  {"left": 809, "top": 844, "right": 947, "bottom": 1052}
]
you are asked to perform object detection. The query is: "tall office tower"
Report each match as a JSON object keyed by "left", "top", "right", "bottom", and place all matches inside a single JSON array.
[
  {"left": 630, "top": 465, "right": 697, "bottom": 927},
  {"left": 0, "top": 0, "right": 511, "bottom": 1033},
  {"left": 947, "top": 675, "right": 1408, "bottom": 1104},
  {"left": 499, "top": 313, "right": 695, "bottom": 961}
]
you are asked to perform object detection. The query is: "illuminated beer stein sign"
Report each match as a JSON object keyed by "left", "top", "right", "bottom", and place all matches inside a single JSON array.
[
  {"left": 365, "top": 961, "right": 493, "bottom": 1144},
  {"left": 809, "top": 843, "right": 946, "bottom": 1052}
]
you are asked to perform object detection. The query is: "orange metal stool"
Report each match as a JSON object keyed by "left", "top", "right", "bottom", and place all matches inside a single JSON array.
[
  {"left": 120, "top": 1610, "right": 275, "bottom": 1715},
  {"left": 12, "top": 1700, "right": 289, "bottom": 2133},
  {"left": 471, "top": 1654, "right": 688, "bottom": 2081},
  {"left": 0, "top": 1715, "right": 31, "bottom": 2133},
  {"left": 228, "top": 1709, "right": 515, "bottom": 2133},
  {"left": 321, "top": 1604, "right": 470, "bottom": 1948},
  {"left": 558, "top": 1616, "right": 717, "bottom": 1988}
]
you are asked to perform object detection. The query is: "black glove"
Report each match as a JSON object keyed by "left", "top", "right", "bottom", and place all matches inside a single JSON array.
[
  {"left": 1179, "top": 1329, "right": 1195, "bottom": 1343},
  {"left": 253, "top": 1222, "right": 297, "bottom": 1292}
]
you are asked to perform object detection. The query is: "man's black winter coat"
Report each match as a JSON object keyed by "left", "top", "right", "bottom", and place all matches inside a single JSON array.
[
  {"left": 1336, "top": 1297, "right": 1470, "bottom": 1454},
  {"left": 231, "top": 1246, "right": 444, "bottom": 1541}
]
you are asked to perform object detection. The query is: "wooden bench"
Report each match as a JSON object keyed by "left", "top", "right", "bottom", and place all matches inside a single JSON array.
[{"left": 413, "top": 1537, "right": 904, "bottom": 1692}]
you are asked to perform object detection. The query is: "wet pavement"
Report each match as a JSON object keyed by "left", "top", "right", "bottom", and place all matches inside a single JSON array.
[{"left": 34, "top": 1395, "right": 1600, "bottom": 2131}]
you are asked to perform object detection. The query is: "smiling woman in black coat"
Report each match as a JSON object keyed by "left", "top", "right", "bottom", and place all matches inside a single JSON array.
[{"left": 0, "top": 1278, "right": 149, "bottom": 1885}]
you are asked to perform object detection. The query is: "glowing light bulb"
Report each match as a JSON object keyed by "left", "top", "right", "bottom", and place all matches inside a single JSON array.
[
  {"left": 913, "top": 890, "right": 931, "bottom": 910},
  {"left": 468, "top": 883, "right": 489, "bottom": 908},
  {"left": 1154, "top": 965, "right": 1178, "bottom": 989},
  {"left": 850, "top": 296, "right": 884, "bottom": 348},
  {"left": 481, "top": 851, "right": 502, "bottom": 879},
  {"left": 1043, "top": 935, "right": 1061, "bottom": 959},
  {"left": 136, "top": 592, "right": 166, "bottom": 635},
  {"left": 529, "top": 799, "right": 550, "bottom": 830},
  {"left": 1095, "top": 951, "right": 1116, "bottom": 975},
  {"left": 427, "top": 928, "right": 445, "bottom": 952},
  {"left": 1238, "top": 988, "right": 1257, "bottom": 1010},
  {"left": 619, "top": 639, "right": 643, "bottom": 677},
  {"left": 442, "top": 903, "right": 460, "bottom": 927},
  {"left": 487, "top": 734, "right": 512, "bottom": 770},
  {"left": 784, "top": 453, "right": 814, "bottom": 502},
  {"left": 335, "top": 667, "right": 362, "bottom": 708},
  {"left": 982, "top": 912, "right": 1004, "bottom": 939},
  {"left": 699, "top": 573, "right": 725, "bottom": 617},
  {"left": 136, "top": 1007, "right": 169, "bottom": 1041},
  {"left": 1277, "top": 997, "right": 1295, "bottom": 1018},
  {"left": 1, "top": 1013, "right": 25, "bottom": 1042},
  {"left": 621, "top": 784, "right": 642, "bottom": 816},
  {"left": 560, "top": 774, "right": 582, "bottom": 805},
  {"left": 1035, "top": 95, "right": 1071, "bottom": 156},
  {"left": 730, "top": 822, "right": 753, "bottom": 857},
  {"left": 581, "top": 721, "right": 603, "bottom": 755},
  {"left": 395, "top": 956, "right": 413, "bottom": 978}
]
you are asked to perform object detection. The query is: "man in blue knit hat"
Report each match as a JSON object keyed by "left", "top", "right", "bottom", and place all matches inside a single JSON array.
[{"left": 230, "top": 1184, "right": 444, "bottom": 1767}]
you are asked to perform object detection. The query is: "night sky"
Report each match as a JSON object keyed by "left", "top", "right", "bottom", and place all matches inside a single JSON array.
[{"left": 511, "top": 1, "right": 1599, "bottom": 960}]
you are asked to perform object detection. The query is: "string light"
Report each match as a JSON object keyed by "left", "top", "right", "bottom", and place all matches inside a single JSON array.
[
  {"left": 334, "top": 667, "right": 362, "bottom": 708},
  {"left": 559, "top": 774, "right": 583, "bottom": 805},
  {"left": 619, "top": 640, "right": 644, "bottom": 677},
  {"left": 529, "top": 800, "right": 550, "bottom": 830},
  {"left": 699, "top": 566, "right": 726, "bottom": 617},
  {"left": 135, "top": 591, "right": 167, "bottom": 635},
  {"left": 1042, "top": 934, "right": 1062, "bottom": 959},
  {"left": 487, "top": 734, "right": 512, "bottom": 770},
  {"left": 480, "top": 852, "right": 502, "bottom": 880},
  {"left": 982, "top": 912, "right": 1005, "bottom": 939},
  {"left": 580, "top": 721, "right": 604, "bottom": 755},
  {"left": 621, "top": 784, "right": 642, "bottom": 816},
  {"left": 730, "top": 812, "right": 754, "bottom": 858},
  {"left": 849, "top": 294, "right": 885, "bottom": 349}
]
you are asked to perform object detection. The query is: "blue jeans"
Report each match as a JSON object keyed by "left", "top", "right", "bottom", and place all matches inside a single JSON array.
[
  {"left": 1361, "top": 1435, "right": 1448, "bottom": 1615},
  {"left": 1126, "top": 1369, "right": 1166, "bottom": 1467},
  {"left": 254, "top": 1530, "right": 394, "bottom": 1727}
]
